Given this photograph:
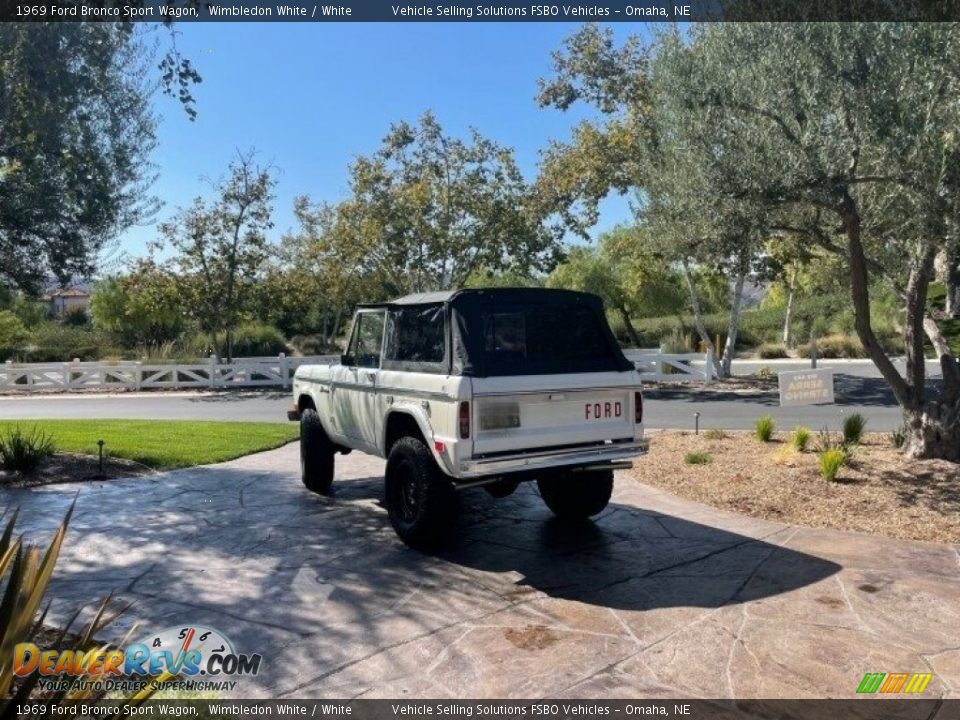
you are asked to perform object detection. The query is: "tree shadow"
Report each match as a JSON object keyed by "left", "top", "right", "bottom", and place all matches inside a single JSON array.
[
  {"left": 877, "top": 466, "right": 960, "bottom": 516},
  {"left": 188, "top": 390, "right": 289, "bottom": 403},
  {"left": 647, "top": 373, "right": 941, "bottom": 409},
  {"left": 1, "top": 463, "right": 842, "bottom": 696}
]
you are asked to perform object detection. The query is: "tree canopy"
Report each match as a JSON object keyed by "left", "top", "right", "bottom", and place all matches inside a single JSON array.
[
  {"left": 538, "top": 22, "right": 960, "bottom": 459},
  {"left": 0, "top": 23, "right": 200, "bottom": 295},
  {"left": 330, "top": 112, "right": 560, "bottom": 294}
]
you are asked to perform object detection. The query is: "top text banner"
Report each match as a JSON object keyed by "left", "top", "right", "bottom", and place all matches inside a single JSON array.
[{"left": 4, "top": 0, "right": 960, "bottom": 22}]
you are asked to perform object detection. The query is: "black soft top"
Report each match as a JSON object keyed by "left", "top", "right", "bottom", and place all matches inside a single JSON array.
[{"left": 361, "top": 288, "right": 633, "bottom": 377}]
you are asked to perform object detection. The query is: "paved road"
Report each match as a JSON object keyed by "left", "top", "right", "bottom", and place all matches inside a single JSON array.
[
  {"left": 5, "top": 444, "right": 957, "bottom": 699},
  {"left": 0, "top": 368, "right": 932, "bottom": 430}
]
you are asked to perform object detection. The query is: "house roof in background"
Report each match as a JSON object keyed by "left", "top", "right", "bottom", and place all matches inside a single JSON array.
[{"left": 42, "top": 287, "right": 90, "bottom": 299}]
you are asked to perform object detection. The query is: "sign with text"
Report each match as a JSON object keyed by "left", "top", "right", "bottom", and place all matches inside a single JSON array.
[{"left": 778, "top": 369, "right": 835, "bottom": 407}]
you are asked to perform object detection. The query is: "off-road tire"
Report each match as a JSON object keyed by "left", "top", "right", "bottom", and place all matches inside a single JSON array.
[
  {"left": 537, "top": 469, "right": 614, "bottom": 520},
  {"left": 384, "top": 436, "right": 458, "bottom": 549},
  {"left": 300, "top": 408, "right": 335, "bottom": 494}
]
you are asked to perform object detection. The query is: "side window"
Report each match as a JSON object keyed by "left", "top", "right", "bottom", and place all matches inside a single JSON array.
[
  {"left": 345, "top": 312, "right": 385, "bottom": 368},
  {"left": 383, "top": 306, "right": 446, "bottom": 370}
]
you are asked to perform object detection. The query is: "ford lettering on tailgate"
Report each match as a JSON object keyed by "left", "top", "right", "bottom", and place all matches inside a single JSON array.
[{"left": 585, "top": 401, "right": 623, "bottom": 420}]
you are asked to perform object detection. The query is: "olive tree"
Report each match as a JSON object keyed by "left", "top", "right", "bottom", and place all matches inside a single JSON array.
[{"left": 655, "top": 23, "right": 960, "bottom": 459}]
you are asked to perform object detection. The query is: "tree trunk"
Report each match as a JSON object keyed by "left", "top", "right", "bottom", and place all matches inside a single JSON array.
[
  {"left": 617, "top": 304, "right": 641, "bottom": 347},
  {"left": 915, "top": 314, "right": 960, "bottom": 460},
  {"left": 782, "top": 266, "right": 797, "bottom": 347},
  {"left": 720, "top": 267, "right": 747, "bottom": 378},
  {"left": 903, "top": 398, "right": 960, "bottom": 462},
  {"left": 838, "top": 195, "right": 912, "bottom": 408},
  {"left": 840, "top": 191, "right": 960, "bottom": 461},
  {"left": 947, "top": 253, "right": 960, "bottom": 318},
  {"left": 681, "top": 261, "right": 721, "bottom": 378}
]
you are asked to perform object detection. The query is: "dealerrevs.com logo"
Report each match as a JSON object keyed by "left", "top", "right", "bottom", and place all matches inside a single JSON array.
[
  {"left": 14, "top": 625, "right": 262, "bottom": 693},
  {"left": 857, "top": 672, "right": 933, "bottom": 694}
]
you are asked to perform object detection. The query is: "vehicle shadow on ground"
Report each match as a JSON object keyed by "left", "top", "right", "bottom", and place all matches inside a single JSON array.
[
  {"left": 12, "top": 468, "right": 840, "bottom": 657},
  {"left": 436, "top": 482, "right": 841, "bottom": 611}
]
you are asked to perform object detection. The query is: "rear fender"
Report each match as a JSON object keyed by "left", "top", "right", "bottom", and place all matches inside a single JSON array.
[{"left": 383, "top": 406, "right": 452, "bottom": 476}]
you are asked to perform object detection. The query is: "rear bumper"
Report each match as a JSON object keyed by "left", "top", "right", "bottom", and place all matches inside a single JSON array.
[{"left": 455, "top": 438, "right": 649, "bottom": 479}]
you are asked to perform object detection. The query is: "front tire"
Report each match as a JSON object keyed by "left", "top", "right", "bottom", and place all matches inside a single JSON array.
[
  {"left": 300, "top": 408, "right": 335, "bottom": 494},
  {"left": 537, "top": 469, "right": 613, "bottom": 520},
  {"left": 384, "top": 436, "right": 458, "bottom": 549}
]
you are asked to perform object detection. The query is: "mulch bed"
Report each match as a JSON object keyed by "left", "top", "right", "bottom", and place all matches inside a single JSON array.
[
  {"left": 629, "top": 431, "right": 960, "bottom": 543},
  {"left": 1, "top": 453, "right": 155, "bottom": 487}
]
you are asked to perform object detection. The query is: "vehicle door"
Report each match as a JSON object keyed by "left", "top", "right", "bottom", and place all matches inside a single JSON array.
[{"left": 330, "top": 310, "right": 385, "bottom": 451}]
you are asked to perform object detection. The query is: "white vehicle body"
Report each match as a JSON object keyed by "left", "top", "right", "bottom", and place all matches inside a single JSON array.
[{"left": 290, "top": 289, "right": 648, "bottom": 484}]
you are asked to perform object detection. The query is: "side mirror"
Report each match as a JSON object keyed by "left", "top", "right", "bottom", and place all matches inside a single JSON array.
[{"left": 340, "top": 354, "right": 354, "bottom": 367}]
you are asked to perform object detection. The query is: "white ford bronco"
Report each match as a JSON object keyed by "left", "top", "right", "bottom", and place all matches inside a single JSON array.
[{"left": 289, "top": 288, "right": 648, "bottom": 548}]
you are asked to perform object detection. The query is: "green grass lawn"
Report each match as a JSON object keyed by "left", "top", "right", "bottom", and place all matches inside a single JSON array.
[{"left": 0, "top": 419, "right": 298, "bottom": 470}]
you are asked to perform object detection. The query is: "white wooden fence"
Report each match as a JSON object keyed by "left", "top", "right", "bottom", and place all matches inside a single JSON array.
[
  {"left": 0, "top": 350, "right": 711, "bottom": 393},
  {"left": 625, "top": 349, "right": 714, "bottom": 383},
  {"left": 0, "top": 354, "right": 339, "bottom": 393}
]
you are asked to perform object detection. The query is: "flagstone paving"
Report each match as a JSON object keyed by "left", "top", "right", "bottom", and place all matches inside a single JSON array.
[{"left": 2, "top": 443, "right": 958, "bottom": 699}]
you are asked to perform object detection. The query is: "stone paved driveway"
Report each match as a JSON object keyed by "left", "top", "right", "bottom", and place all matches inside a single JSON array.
[{"left": 2, "top": 444, "right": 958, "bottom": 699}]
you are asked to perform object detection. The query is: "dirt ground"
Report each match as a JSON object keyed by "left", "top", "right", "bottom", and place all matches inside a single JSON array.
[
  {"left": 629, "top": 431, "right": 960, "bottom": 543},
  {"left": 0, "top": 453, "right": 155, "bottom": 488}
]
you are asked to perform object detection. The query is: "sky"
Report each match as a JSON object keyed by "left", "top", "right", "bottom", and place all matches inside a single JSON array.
[{"left": 118, "top": 22, "right": 650, "bottom": 264}]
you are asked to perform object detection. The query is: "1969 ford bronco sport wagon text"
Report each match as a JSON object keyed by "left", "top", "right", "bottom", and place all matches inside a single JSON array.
[{"left": 288, "top": 287, "right": 648, "bottom": 548}]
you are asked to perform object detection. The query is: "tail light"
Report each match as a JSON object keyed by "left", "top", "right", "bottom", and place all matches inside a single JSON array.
[
  {"left": 458, "top": 401, "right": 471, "bottom": 439},
  {"left": 634, "top": 391, "right": 643, "bottom": 424}
]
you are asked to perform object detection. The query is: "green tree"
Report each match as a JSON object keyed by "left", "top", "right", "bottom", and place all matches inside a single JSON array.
[
  {"left": 89, "top": 261, "right": 186, "bottom": 348},
  {"left": 653, "top": 23, "right": 960, "bottom": 459},
  {"left": 547, "top": 227, "right": 684, "bottom": 346},
  {"left": 537, "top": 24, "right": 771, "bottom": 378},
  {"left": 0, "top": 23, "right": 200, "bottom": 294},
  {"left": 0, "top": 310, "right": 28, "bottom": 359},
  {"left": 158, "top": 153, "right": 275, "bottom": 361},
  {"left": 335, "top": 111, "right": 559, "bottom": 293}
]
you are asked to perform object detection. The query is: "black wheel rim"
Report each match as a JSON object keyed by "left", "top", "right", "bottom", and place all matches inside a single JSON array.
[{"left": 394, "top": 460, "right": 421, "bottom": 523}]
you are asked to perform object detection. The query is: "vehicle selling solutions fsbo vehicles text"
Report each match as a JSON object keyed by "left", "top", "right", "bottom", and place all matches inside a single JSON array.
[{"left": 391, "top": 5, "right": 616, "bottom": 17}]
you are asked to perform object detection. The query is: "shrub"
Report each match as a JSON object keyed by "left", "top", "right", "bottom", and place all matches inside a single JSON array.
[
  {"left": 704, "top": 428, "right": 729, "bottom": 440},
  {"left": 819, "top": 448, "right": 847, "bottom": 482},
  {"left": 20, "top": 322, "right": 105, "bottom": 361},
  {"left": 0, "top": 310, "right": 29, "bottom": 360},
  {"left": 796, "top": 333, "right": 864, "bottom": 359},
  {"left": 842, "top": 413, "right": 867, "bottom": 446},
  {"left": 0, "top": 425, "right": 55, "bottom": 475},
  {"left": 684, "top": 451, "right": 712, "bottom": 465},
  {"left": 290, "top": 334, "right": 333, "bottom": 356},
  {"left": 754, "top": 415, "right": 775, "bottom": 442},
  {"left": 773, "top": 443, "right": 798, "bottom": 465},
  {"left": 61, "top": 306, "right": 90, "bottom": 327},
  {"left": 660, "top": 328, "right": 694, "bottom": 354},
  {"left": 814, "top": 426, "right": 841, "bottom": 453},
  {"left": 757, "top": 343, "right": 788, "bottom": 359},
  {"left": 791, "top": 426, "right": 811, "bottom": 452},
  {"left": 890, "top": 426, "right": 907, "bottom": 449},
  {"left": 228, "top": 323, "right": 288, "bottom": 357}
]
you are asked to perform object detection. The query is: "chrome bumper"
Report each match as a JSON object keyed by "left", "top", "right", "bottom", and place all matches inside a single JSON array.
[{"left": 456, "top": 438, "right": 649, "bottom": 479}]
